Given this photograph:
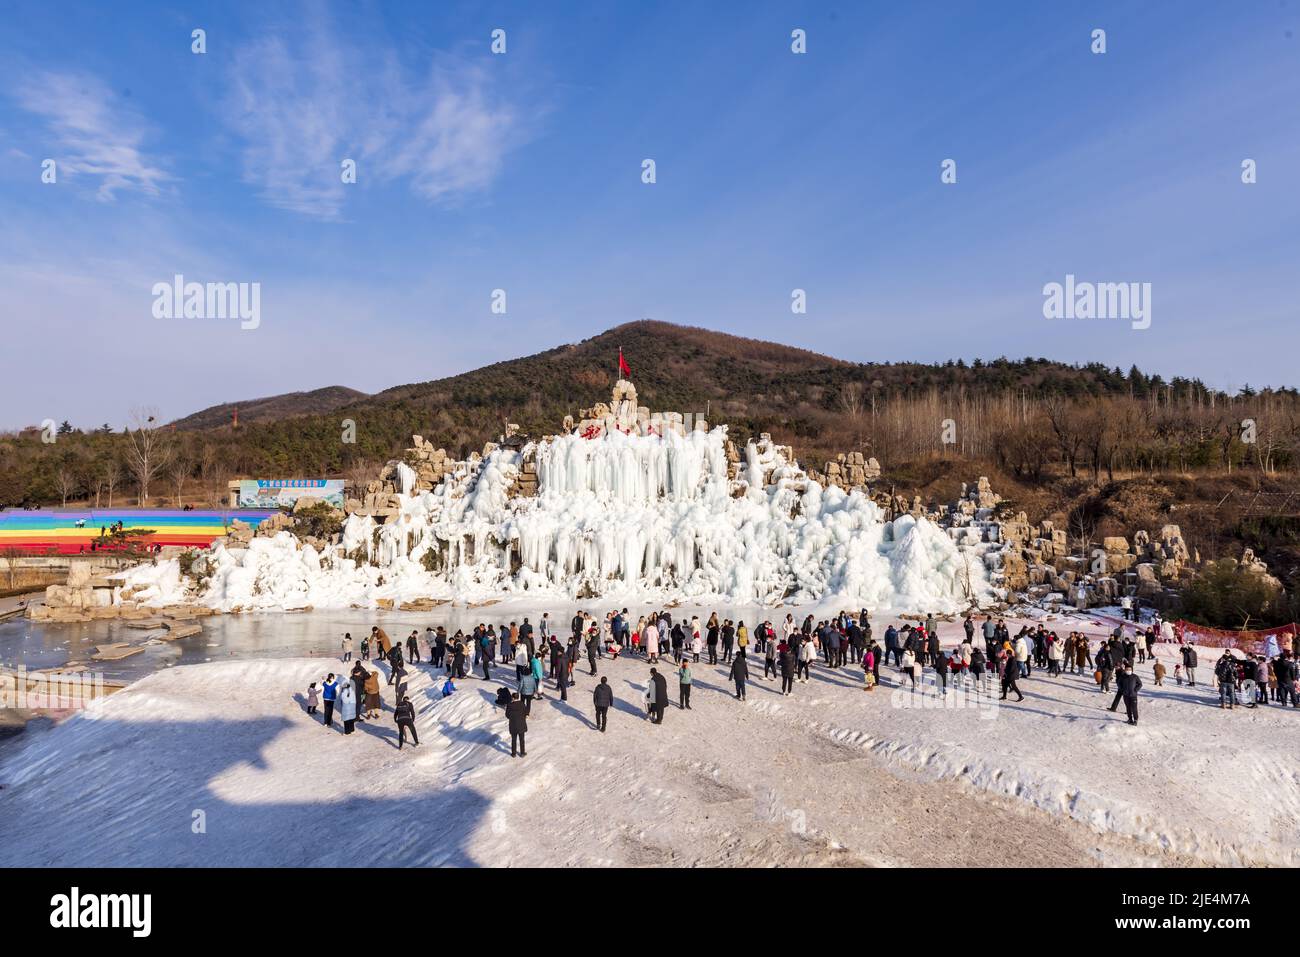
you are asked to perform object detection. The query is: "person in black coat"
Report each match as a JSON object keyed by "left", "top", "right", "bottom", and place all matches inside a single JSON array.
[
  {"left": 649, "top": 668, "right": 669, "bottom": 724},
  {"left": 506, "top": 692, "right": 528, "bottom": 756},
  {"left": 394, "top": 694, "right": 419, "bottom": 749},
  {"left": 593, "top": 676, "right": 613, "bottom": 732},
  {"left": 1096, "top": 646, "right": 1114, "bottom": 693},
  {"left": 848, "top": 623, "right": 865, "bottom": 664},
  {"left": 349, "top": 661, "right": 369, "bottom": 720},
  {"left": 1000, "top": 655, "right": 1024, "bottom": 701},
  {"left": 1275, "top": 654, "right": 1297, "bottom": 707},
  {"left": 387, "top": 644, "right": 405, "bottom": 686},
  {"left": 548, "top": 637, "right": 564, "bottom": 679},
  {"left": 1115, "top": 665, "right": 1143, "bottom": 724},
  {"left": 1180, "top": 645, "right": 1198, "bottom": 686},
  {"left": 729, "top": 650, "right": 749, "bottom": 700},
  {"left": 969, "top": 645, "right": 987, "bottom": 691},
  {"left": 778, "top": 648, "right": 795, "bottom": 696},
  {"left": 554, "top": 653, "right": 570, "bottom": 702}
]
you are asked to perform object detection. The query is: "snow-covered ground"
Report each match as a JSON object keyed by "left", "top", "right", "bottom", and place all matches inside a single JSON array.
[{"left": 2, "top": 613, "right": 1294, "bottom": 867}]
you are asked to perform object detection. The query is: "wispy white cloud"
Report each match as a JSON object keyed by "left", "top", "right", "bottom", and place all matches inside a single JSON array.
[
  {"left": 13, "top": 71, "right": 171, "bottom": 200},
  {"left": 226, "top": 19, "right": 518, "bottom": 220}
]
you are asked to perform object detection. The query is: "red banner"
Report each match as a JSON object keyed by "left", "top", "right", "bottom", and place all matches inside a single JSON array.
[{"left": 1174, "top": 620, "right": 1296, "bottom": 655}]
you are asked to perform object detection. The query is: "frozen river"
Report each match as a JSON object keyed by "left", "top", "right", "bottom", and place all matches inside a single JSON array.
[{"left": 0, "top": 597, "right": 871, "bottom": 684}]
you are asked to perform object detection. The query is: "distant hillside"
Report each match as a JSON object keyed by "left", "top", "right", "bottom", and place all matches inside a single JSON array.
[
  {"left": 172, "top": 386, "right": 369, "bottom": 431},
  {"left": 172, "top": 319, "right": 1211, "bottom": 456},
  {"left": 8, "top": 319, "right": 1297, "bottom": 520}
]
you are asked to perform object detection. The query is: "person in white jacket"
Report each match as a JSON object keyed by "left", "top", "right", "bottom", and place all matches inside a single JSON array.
[
  {"left": 1046, "top": 633, "right": 1063, "bottom": 676},
  {"left": 900, "top": 648, "right": 917, "bottom": 689},
  {"left": 1014, "top": 635, "right": 1030, "bottom": 677},
  {"left": 798, "top": 638, "right": 815, "bottom": 682},
  {"left": 337, "top": 682, "right": 358, "bottom": 734}
]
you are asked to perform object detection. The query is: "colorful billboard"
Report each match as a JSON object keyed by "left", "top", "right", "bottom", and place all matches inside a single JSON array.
[
  {"left": 238, "top": 479, "right": 345, "bottom": 509},
  {"left": 0, "top": 509, "right": 280, "bottom": 554}
]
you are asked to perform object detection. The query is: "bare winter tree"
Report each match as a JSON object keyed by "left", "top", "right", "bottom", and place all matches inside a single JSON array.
[
  {"left": 197, "top": 443, "right": 228, "bottom": 505},
  {"left": 1044, "top": 395, "right": 1086, "bottom": 477},
  {"left": 837, "top": 382, "right": 866, "bottom": 447},
  {"left": 55, "top": 466, "right": 78, "bottom": 507},
  {"left": 124, "top": 407, "right": 173, "bottom": 506},
  {"left": 1068, "top": 507, "right": 1096, "bottom": 561},
  {"left": 344, "top": 458, "right": 373, "bottom": 498},
  {"left": 103, "top": 458, "right": 121, "bottom": 507},
  {"left": 170, "top": 456, "right": 193, "bottom": 507}
]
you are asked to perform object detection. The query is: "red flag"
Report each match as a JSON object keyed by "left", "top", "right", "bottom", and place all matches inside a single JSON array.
[{"left": 618, "top": 348, "right": 631, "bottom": 378}]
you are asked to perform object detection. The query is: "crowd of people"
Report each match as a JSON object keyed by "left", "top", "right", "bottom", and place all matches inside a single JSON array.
[{"left": 304, "top": 607, "right": 1300, "bottom": 754}]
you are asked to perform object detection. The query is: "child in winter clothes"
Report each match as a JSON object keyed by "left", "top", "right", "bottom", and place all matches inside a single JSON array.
[
  {"left": 1174, "top": 664, "right": 1183, "bottom": 686},
  {"left": 862, "top": 649, "right": 876, "bottom": 690},
  {"left": 1153, "top": 660, "right": 1166, "bottom": 686},
  {"left": 306, "top": 682, "right": 319, "bottom": 714}
]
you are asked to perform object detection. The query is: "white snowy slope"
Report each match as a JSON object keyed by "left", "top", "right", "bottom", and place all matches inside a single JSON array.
[
  {"left": 111, "top": 429, "right": 992, "bottom": 612},
  {"left": 1, "top": 622, "right": 1294, "bottom": 867}
]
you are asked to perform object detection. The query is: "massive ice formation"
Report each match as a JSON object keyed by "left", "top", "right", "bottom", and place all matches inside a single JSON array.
[{"left": 165, "top": 425, "right": 990, "bottom": 612}]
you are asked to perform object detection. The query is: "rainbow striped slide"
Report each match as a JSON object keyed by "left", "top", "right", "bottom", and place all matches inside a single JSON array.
[{"left": 0, "top": 509, "right": 281, "bottom": 554}]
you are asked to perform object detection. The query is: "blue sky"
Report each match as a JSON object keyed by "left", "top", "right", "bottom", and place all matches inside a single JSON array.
[{"left": 1, "top": 0, "right": 1297, "bottom": 429}]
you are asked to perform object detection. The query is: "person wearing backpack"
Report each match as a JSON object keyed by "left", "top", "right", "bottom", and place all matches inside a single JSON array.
[
  {"left": 519, "top": 670, "right": 538, "bottom": 715},
  {"left": 1215, "top": 653, "right": 1239, "bottom": 710}
]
